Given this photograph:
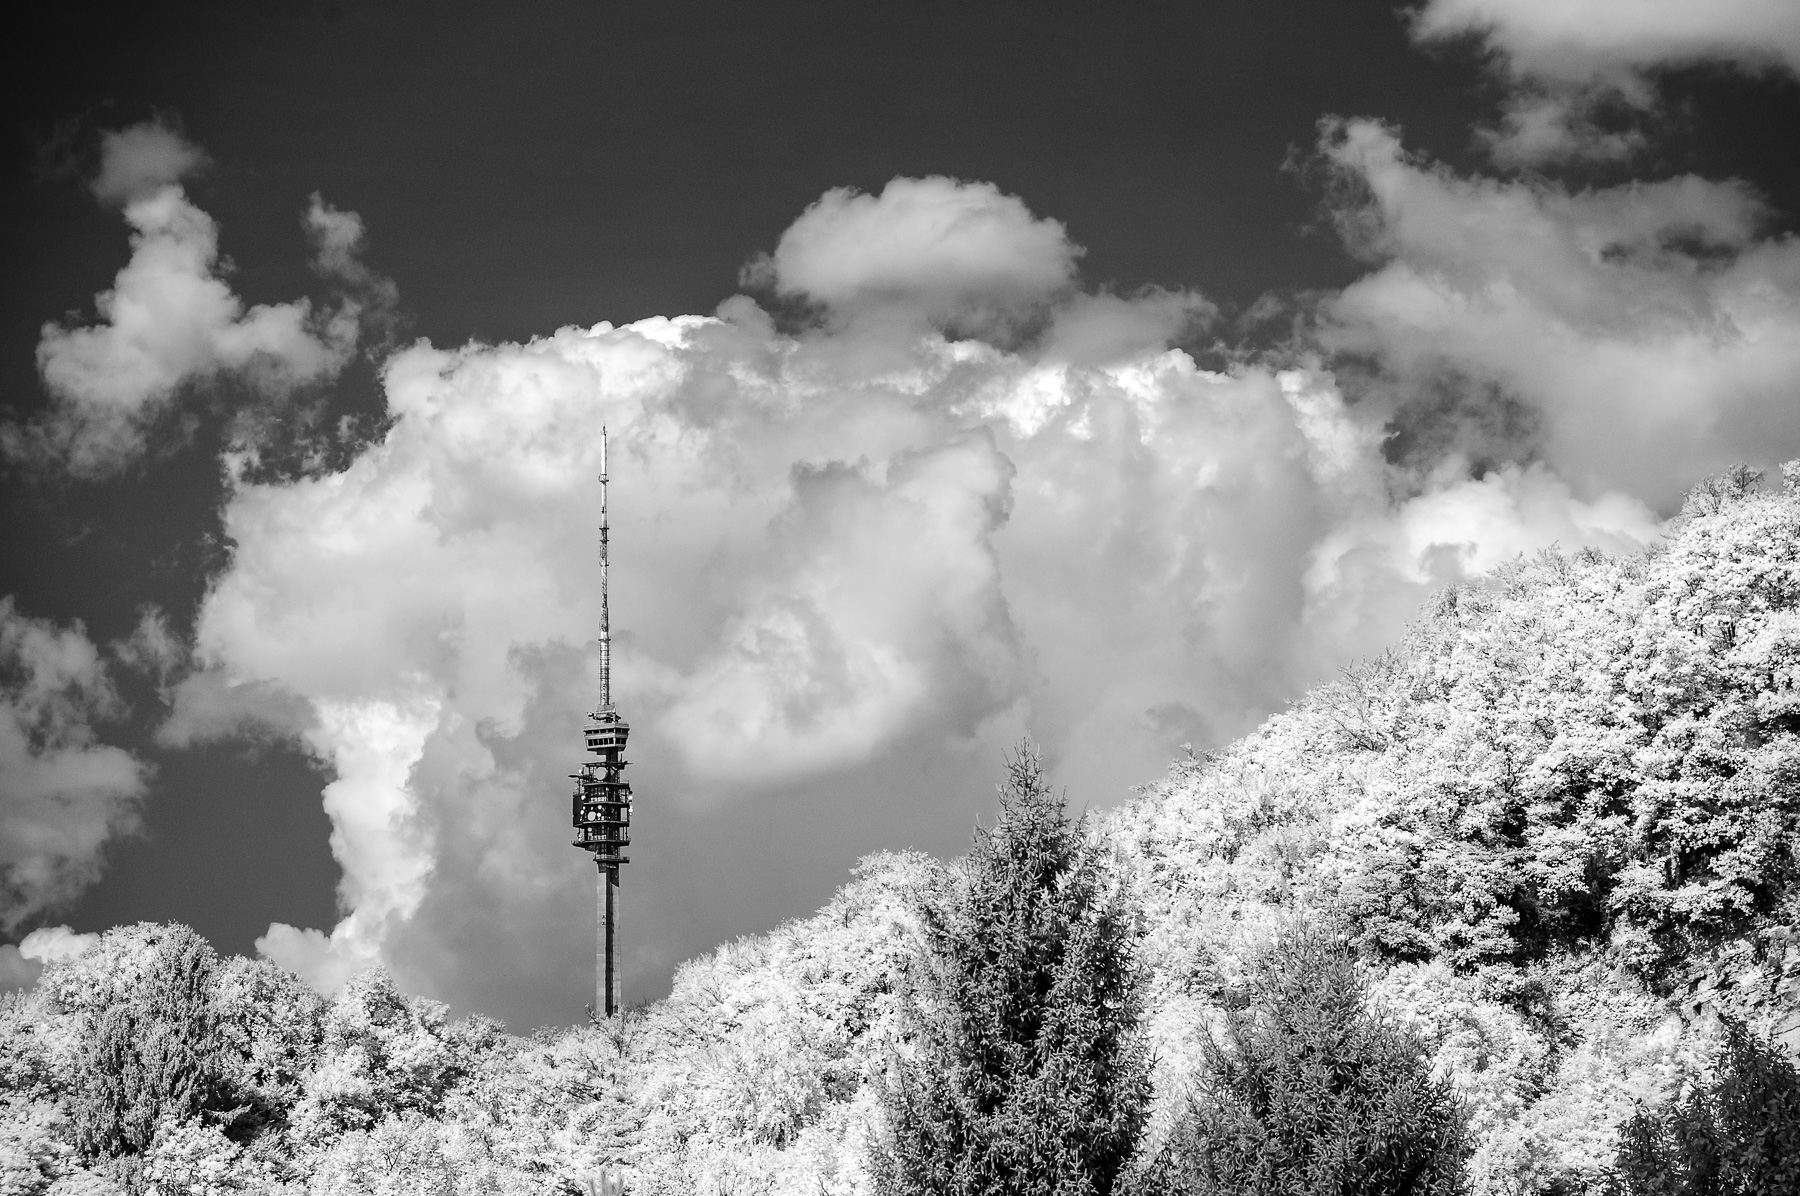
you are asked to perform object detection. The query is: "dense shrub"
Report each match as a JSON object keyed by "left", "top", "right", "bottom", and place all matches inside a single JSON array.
[
  {"left": 875, "top": 746, "right": 1152, "bottom": 1196},
  {"left": 1609, "top": 1018, "right": 1800, "bottom": 1196},
  {"left": 1148, "top": 926, "right": 1471, "bottom": 1196}
]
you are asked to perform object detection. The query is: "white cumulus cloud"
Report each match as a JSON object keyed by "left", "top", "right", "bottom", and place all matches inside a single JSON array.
[
  {"left": 89, "top": 120, "right": 211, "bottom": 208},
  {"left": 157, "top": 177, "right": 1673, "bottom": 1020},
  {"left": 745, "top": 176, "right": 1082, "bottom": 335},
  {"left": 0, "top": 925, "right": 99, "bottom": 993},
  {"left": 1410, "top": 0, "right": 1800, "bottom": 163},
  {"left": 9, "top": 123, "right": 390, "bottom": 476},
  {"left": 662, "top": 430, "right": 1023, "bottom": 782},
  {"left": 1413, "top": 0, "right": 1800, "bottom": 81},
  {"left": 19, "top": 923, "right": 100, "bottom": 963},
  {"left": 1303, "top": 464, "right": 1662, "bottom": 660},
  {"left": 0, "top": 600, "right": 147, "bottom": 936},
  {"left": 1317, "top": 118, "right": 1800, "bottom": 507}
]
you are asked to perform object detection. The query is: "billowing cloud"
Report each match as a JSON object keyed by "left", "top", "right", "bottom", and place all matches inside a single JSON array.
[
  {"left": 662, "top": 430, "right": 1023, "bottom": 782},
  {"left": 1317, "top": 118, "right": 1800, "bottom": 507},
  {"left": 7, "top": 124, "right": 390, "bottom": 476},
  {"left": 0, "top": 600, "right": 147, "bottom": 935},
  {"left": 1410, "top": 0, "right": 1800, "bottom": 163},
  {"left": 157, "top": 178, "right": 1676, "bottom": 1022},
  {"left": 1303, "top": 464, "right": 1662, "bottom": 660},
  {"left": 744, "top": 176, "right": 1082, "bottom": 334}
]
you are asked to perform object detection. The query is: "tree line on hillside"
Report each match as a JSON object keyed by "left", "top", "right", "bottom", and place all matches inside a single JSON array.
[
  {"left": 875, "top": 747, "right": 1798, "bottom": 1196},
  {"left": 5, "top": 745, "right": 1793, "bottom": 1196}
]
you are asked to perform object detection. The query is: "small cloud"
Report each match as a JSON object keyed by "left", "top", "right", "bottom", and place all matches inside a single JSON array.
[
  {"left": 0, "top": 598, "right": 148, "bottom": 933},
  {"left": 257, "top": 921, "right": 378, "bottom": 996},
  {"left": 305, "top": 194, "right": 400, "bottom": 320},
  {"left": 9, "top": 137, "right": 392, "bottom": 476},
  {"left": 19, "top": 924, "right": 99, "bottom": 963},
  {"left": 2, "top": 926, "right": 98, "bottom": 997},
  {"left": 1410, "top": 0, "right": 1800, "bottom": 83},
  {"left": 1478, "top": 91, "right": 1647, "bottom": 167},
  {"left": 748, "top": 176, "right": 1082, "bottom": 337},
  {"left": 112, "top": 606, "right": 187, "bottom": 690},
  {"left": 1409, "top": 0, "right": 1800, "bottom": 165},
  {"left": 90, "top": 118, "right": 210, "bottom": 208}
]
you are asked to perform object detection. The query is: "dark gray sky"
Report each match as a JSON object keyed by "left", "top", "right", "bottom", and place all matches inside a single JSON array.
[{"left": 4, "top": 0, "right": 1798, "bottom": 1027}]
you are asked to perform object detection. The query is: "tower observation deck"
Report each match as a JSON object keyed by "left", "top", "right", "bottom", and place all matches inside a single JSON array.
[{"left": 571, "top": 427, "right": 632, "bottom": 1017}]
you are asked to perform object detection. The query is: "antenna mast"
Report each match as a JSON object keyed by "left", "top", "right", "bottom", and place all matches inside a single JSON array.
[
  {"left": 571, "top": 425, "right": 632, "bottom": 1017},
  {"left": 598, "top": 428, "right": 611, "bottom": 711}
]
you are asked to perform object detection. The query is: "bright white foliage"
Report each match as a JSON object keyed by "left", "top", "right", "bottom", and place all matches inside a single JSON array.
[
  {"left": 0, "top": 1098, "right": 75, "bottom": 1196},
  {"left": 143, "top": 1118, "right": 244, "bottom": 1196}
]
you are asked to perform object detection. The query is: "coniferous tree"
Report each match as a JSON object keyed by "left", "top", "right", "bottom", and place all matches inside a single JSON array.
[
  {"left": 71, "top": 924, "right": 230, "bottom": 1159},
  {"left": 1150, "top": 926, "right": 1471, "bottom": 1196},
  {"left": 875, "top": 745, "right": 1152, "bottom": 1196},
  {"left": 1609, "top": 1018, "right": 1800, "bottom": 1196}
]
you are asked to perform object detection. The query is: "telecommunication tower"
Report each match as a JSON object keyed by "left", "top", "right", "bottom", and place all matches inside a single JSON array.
[{"left": 571, "top": 427, "right": 632, "bottom": 1017}]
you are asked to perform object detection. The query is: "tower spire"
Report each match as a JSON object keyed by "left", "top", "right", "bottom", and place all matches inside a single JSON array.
[
  {"left": 571, "top": 426, "right": 632, "bottom": 1017},
  {"left": 598, "top": 426, "right": 611, "bottom": 712}
]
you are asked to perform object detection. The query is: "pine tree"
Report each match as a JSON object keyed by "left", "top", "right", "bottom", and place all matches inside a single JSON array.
[
  {"left": 1149, "top": 926, "right": 1470, "bottom": 1196},
  {"left": 875, "top": 744, "right": 1152, "bottom": 1196},
  {"left": 71, "top": 924, "right": 230, "bottom": 1159}
]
